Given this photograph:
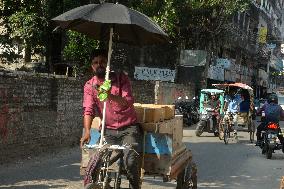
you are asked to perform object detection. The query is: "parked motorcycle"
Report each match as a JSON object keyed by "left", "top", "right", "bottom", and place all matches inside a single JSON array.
[
  {"left": 195, "top": 107, "right": 219, "bottom": 137},
  {"left": 259, "top": 122, "right": 283, "bottom": 159},
  {"left": 174, "top": 99, "right": 199, "bottom": 127}
]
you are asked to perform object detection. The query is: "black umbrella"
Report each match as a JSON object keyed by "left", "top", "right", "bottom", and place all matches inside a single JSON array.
[
  {"left": 52, "top": 2, "right": 169, "bottom": 146},
  {"left": 52, "top": 3, "right": 169, "bottom": 46}
]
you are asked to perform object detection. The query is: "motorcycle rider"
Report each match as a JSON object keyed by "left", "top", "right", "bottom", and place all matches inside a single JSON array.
[
  {"left": 255, "top": 93, "right": 284, "bottom": 152},
  {"left": 205, "top": 93, "right": 221, "bottom": 132}
]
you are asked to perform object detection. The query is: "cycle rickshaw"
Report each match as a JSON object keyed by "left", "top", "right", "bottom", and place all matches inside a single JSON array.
[
  {"left": 81, "top": 115, "right": 197, "bottom": 189},
  {"left": 212, "top": 83, "right": 255, "bottom": 144}
]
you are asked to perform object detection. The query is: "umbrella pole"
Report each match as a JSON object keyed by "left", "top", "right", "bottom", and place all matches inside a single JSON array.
[{"left": 99, "top": 27, "right": 113, "bottom": 147}]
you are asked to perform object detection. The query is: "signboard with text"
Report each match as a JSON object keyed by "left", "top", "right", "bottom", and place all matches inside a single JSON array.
[{"left": 134, "top": 66, "right": 175, "bottom": 82}]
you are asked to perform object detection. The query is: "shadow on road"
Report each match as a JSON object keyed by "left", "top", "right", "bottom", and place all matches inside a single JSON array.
[{"left": 0, "top": 147, "right": 83, "bottom": 188}]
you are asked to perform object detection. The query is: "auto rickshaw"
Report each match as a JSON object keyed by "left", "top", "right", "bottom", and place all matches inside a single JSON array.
[
  {"left": 195, "top": 89, "right": 225, "bottom": 137},
  {"left": 212, "top": 83, "right": 255, "bottom": 144}
]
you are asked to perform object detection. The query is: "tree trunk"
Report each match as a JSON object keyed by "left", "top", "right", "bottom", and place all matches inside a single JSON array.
[{"left": 24, "top": 40, "right": 31, "bottom": 63}]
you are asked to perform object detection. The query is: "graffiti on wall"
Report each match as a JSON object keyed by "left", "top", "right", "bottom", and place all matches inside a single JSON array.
[{"left": 0, "top": 89, "right": 22, "bottom": 142}]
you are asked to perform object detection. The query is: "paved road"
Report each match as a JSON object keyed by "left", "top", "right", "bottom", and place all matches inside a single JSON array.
[
  {"left": 184, "top": 120, "right": 284, "bottom": 189},
  {"left": 0, "top": 120, "right": 283, "bottom": 189}
]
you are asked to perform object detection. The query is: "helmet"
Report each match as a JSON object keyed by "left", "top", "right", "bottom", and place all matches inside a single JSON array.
[{"left": 268, "top": 94, "right": 278, "bottom": 104}]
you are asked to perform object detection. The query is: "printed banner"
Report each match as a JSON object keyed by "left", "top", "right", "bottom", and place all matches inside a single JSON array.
[{"left": 134, "top": 66, "right": 175, "bottom": 82}]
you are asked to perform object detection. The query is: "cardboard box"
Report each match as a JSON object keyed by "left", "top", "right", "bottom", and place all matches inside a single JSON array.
[
  {"left": 144, "top": 107, "right": 165, "bottom": 123},
  {"left": 134, "top": 104, "right": 144, "bottom": 123},
  {"left": 134, "top": 103, "right": 166, "bottom": 123},
  {"left": 91, "top": 117, "right": 101, "bottom": 130},
  {"left": 157, "top": 105, "right": 175, "bottom": 120},
  {"left": 140, "top": 115, "right": 183, "bottom": 134}
]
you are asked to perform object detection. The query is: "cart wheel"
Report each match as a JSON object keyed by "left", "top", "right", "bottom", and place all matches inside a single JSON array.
[
  {"left": 84, "top": 145, "right": 111, "bottom": 189},
  {"left": 266, "top": 147, "right": 273, "bottom": 159},
  {"left": 261, "top": 144, "right": 267, "bottom": 154},
  {"left": 176, "top": 161, "right": 197, "bottom": 189},
  {"left": 218, "top": 124, "right": 224, "bottom": 140},
  {"left": 223, "top": 123, "right": 230, "bottom": 145}
]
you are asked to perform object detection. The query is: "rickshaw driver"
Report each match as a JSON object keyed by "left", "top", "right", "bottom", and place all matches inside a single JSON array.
[
  {"left": 255, "top": 94, "right": 284, "bottom": 151},
  {"left": 206, "top": 94, "right": 221, "bottom": 132},
  {"left": 239, "top": 91, "right": 250, "bottom": 113},
  {"left": 224, "top": 89, "right": 242, "bottom": 134},
  {"left": 80, "top": 49, "right": 143, "bottom": 189}
]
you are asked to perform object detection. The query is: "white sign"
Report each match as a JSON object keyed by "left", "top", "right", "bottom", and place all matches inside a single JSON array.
[
  {"left": 281, "top": 44, "right": 284, "bottom": 54},
  {"left": 134, "top": 66, "right": 175, "bottom": 82}
]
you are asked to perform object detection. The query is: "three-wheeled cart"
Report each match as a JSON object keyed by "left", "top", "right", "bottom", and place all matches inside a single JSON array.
[
  {"left": 213, "top": 83, "right": 256, "bottom": 144},
  {"left": 81, "top": 114, "right": 197, "bottom": 189}
]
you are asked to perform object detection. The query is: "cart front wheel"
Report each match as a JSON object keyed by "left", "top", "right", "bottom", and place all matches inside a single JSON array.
[
  {"left": 176, "top": 162, "right": 197, "bottom": 189},
  {"left": 223, "top": 123, "right": 230, "bottom": 145}
]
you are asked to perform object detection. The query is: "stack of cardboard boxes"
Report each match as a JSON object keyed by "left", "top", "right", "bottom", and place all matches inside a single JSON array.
[
  {"left": 81, "top": 103, "right": 189, "bottom": 177},
  {"left": 134, "top": 103, "right": 188, "bottom": 176}
]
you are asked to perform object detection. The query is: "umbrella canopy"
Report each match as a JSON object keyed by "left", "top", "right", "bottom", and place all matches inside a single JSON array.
[
  {"left": 52, "top": 3, "right": 169, "bottom": 45},
  {"left": 212, "top": 83, "right": 253, "bottom": 90}
]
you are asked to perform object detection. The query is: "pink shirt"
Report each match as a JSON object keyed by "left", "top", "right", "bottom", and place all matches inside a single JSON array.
[{"left": 83, "top": 73, "right": 137, "bottom": 130}]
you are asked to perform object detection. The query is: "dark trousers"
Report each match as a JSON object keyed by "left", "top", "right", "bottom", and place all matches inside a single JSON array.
[
  {"left": 104, "top": 124, "right": 143, "bottom": 189},
  {"left": 256, "top": 122, "right": 284, "bottom": 144}
]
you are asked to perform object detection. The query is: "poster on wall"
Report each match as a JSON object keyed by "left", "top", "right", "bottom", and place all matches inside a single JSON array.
[
  {"left": 180, "top": 50, "right": 207, "bottom": 67},
  {"left": 134, "top": 66, "right": 175, "bottom": 82},
  {"left": 216, "top": 58, "right": 231, "bottom": 70},
  {"left": 207, "top": 65, "right": 224, "bottom": 81}
]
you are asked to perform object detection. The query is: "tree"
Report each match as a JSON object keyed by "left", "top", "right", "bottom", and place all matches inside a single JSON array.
[
  {"left": 0, "top": 0, "right": 250, "bottom": 72},
  {"left": 175, "top": 0, "right": 250, "bottom": 51},
  {"left": 1, "top": 0, "right": 48, "bottom": 63},
  {"left": 63, "top": 31, "right": 99, "bottom": 75}
]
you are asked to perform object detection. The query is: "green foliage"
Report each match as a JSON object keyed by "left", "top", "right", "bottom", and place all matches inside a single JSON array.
[
  {"left": 128, "top": 0, "right": 250, "bottom": 49},
  {"left": 1, "top": 0, "right": 49, "bottom": 62},
  {"left": 0, "top": 0, "right": 251, "bottom": 70},
  {"left": 63, "top": 31, "right": 99, "bottom": 73},
  {"left": 128, "top": 0, "right": 177, "bottom": 38},
  {"left": 174, "top": 0, "right": 250, "bottom": 49},
  {"left": 8, "top": 8, "right": 47, "bottom": 50}
]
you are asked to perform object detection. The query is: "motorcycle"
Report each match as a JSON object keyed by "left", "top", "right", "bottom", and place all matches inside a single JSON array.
[
  {"left": 195, "top": 107, "right": 219, "bottom": 137},
  {"left": 260, "top": 122, "right": 283, "bottom": 159},
  {"left": 174, "top": 98, "right": 199, "bottom": 127}
]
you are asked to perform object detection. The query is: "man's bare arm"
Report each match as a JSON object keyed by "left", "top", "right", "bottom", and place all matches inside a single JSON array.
[{"left": 80, "top": 115, "right": 93, "bottom": 148}]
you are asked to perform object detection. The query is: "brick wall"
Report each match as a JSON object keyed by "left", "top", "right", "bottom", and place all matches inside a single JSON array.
[
  {"left": 156, "top": 82, "right": 196, "bottom": 104},
  {"left": 0, "top": 72, "right": 84, "bottom": 163},
  {"left": 0, "top": 71, "right": 194, "bottom": 163}
]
